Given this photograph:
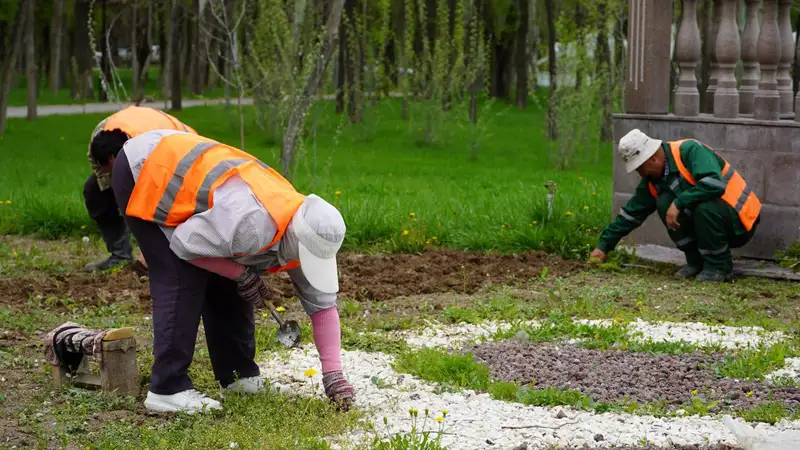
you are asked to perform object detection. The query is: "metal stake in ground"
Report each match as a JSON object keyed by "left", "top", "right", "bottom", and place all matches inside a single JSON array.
[{"left": 265, "top": 302, "right": 302, "bottom": 348}]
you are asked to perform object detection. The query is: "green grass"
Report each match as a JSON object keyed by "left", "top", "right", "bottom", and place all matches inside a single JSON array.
[
  {"left": 7, "top": 67, "right": 227, "bottom": 107},
  {"left": 0, "top": 94, "right": 612, "bottom": 259}
]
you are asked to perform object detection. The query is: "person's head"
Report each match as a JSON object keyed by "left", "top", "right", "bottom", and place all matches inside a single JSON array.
[
  {"left": 617, "top": 128, "right": 665, "bottom": 178},
  {"left": 90, "top": 128, "right": 130, "bottom": 173},
  {"left": 281, "top": 194, "right": 346, "bottom": 294}
]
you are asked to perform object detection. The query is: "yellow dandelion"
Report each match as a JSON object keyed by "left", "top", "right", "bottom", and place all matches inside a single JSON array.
[
  {"left": 435, "top": 416, "right": 444, "bottom": 423},
  {"left": 566, "top": 211, "right": 573, "bottom": 216},
  {"left": 5, "top": 200, "right": 11, "bottom": 204},
  {"left": 60, "top": 136, "right": 65, "bottom": 141},
  {"left": 691, "top": 388, "right": 698, "bottom": 396},
  {"left": 304, "top": 368, "right": 318, "bottom": 377},
  {"left": 409, "top": 212, "right": 415, "bottom": 217},
  {"left": 583, "top": 206, "right": 589, "bottom": 210},
  {"left": 426, "top": 240, "right": 431, "bottom": 244},
  {"left": 81, "top": 225, "right": 87, "bottom": 230},
  {"left": 592, "top": 192, "right": 597, "bottom": 196},
  {"left": 12, "top": 251, "right": 18, "bottom": 257},
  {"left": 261, "top": 313, "right": 268, "bottom": 318},
  {"left": 636, "top": 301, "right": 643, "bottom": 307},
  {"left": 746, "top": 391, "right": 754, "bottom": 398},
  {"left": 532, "top": 221, "right": 537, "bottom": 225},
  {"left": 441, "top": 409, "right": 448, "bottom": 416},
  {"left": 432, "top": 236, "right": 437, "bottom": 240},
  {"left": 402, "top": 230, "right": 410, "bottom": 236},
  {"left": 335, "top": 190, "right": 341, "bottom": 196},
  {"left": 276, "top": 306, "right": 286, "bottom": 312}
]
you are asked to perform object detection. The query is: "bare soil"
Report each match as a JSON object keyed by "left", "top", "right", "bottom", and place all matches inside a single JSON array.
[
  {"left": 0, "top": 249, "right": 579, "bottom": 311},
  {"left": 473, "top": 341, "right": 800, "bottom": 412}
]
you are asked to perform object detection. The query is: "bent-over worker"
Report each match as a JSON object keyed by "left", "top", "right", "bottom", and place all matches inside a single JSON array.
[
  {"left": 590, "top": 129, "right": 761, "bottom": 282},
  {"left": 83, "top": 105, "right": 197, "bottom": 272},
  {"left": 111, "top": 129, "right": 354, "bottom": 414}
]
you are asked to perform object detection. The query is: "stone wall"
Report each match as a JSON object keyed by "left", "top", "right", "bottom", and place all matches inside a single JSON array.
[{"left": 612, "top": 113, "right": 800, "bottom": 259}]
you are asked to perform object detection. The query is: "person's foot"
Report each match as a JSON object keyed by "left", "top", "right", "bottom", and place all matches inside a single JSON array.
[
  {"left": 223, "top": 376, "right": 292, "bottom": 396},
  {"left": 144, "top": 389, "right": 222, "bottom": 414},
  {"left": 322, "top": 371, "right": 355, "bottom": 411},
  {"left": 695, "top": 270, "right": 733, "bottom": 283},
  {"left": 81, "top": 255, "right": 131, "bottom": 272},
  {"left": 674, "top": 265, "right": 702, "bottom": 278}
]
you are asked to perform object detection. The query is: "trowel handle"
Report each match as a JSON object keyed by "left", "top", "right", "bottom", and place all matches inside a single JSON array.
[{"left": 264, "top": 302, "right": 285, "bottom": 327}]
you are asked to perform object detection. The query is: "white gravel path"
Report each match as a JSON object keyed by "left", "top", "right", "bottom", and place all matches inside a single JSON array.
[
  {"left": 257, "top": 345, "right": 800, "bottom": 450},
  {"left": 765, "top": 357, "right": 800, "bottom": 384},
  {"left": 386, "top": 318, "right": 787, "bottom": 350}
]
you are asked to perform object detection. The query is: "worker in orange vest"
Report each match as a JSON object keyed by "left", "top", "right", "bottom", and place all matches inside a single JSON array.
[
  {"left": 590, "top": 129, "right": 761, "bottom": 282},
  {"left": 82, "top": 105, "right": 196, "bottom": 272},
  {"left": 110, "top": 129, "right": 354, "bottom": 414}
]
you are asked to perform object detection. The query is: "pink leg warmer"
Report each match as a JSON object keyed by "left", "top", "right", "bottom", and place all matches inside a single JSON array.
[{"left": 311, "top": 307, "right": 343, "bottom": 373}]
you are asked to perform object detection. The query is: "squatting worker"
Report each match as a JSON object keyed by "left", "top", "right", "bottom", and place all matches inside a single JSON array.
[
  {"left": 589, "top": 129, "right": 762, "bottom": 282},
  {"left": 111, "top": 129, "right": 354, "bottom": 414},
  {"left": 82, "top": 105, "right": 197, "bottom": 272}
]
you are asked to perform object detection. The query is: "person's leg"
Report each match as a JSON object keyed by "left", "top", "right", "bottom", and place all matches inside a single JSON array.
[
  {"left": 692, "top": 199, "right": 737, "bottom": 281},
  {"left": 82, "top": 173, "right": 132, "bottom": 272},
  {"left": 111, "top": 151, "right": 218, "bottom": 412},
  {"left": 202, "top": 274, "right": 260, "bottom": 388},
  {"left": 656, "top": 194, "right": 704, "bottom": 276}
]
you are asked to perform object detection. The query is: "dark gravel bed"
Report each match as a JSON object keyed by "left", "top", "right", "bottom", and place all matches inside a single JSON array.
[{"left": 472, "top": 341, "right": 800, "bottom": 411}]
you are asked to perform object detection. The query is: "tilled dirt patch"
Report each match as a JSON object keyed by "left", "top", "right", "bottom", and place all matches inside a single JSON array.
[
  {"left": 473, "top": 341, "right": 800, "bottom": 411},
  {"left": 0, "top": 249, "right": 578, "bottom": 310}
]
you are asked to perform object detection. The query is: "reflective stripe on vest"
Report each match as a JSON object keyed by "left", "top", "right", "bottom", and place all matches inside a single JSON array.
[
  {"left": 103, "top": 105, "right": 197, "bottom": 137},
  {"left": 647, "top": 139, "right": 761, "bottom": 231},
  {"left": 266, "top": 260, "right": 301, "bottom": 273},
  {"left": 125, "top": 133, "right": 307, "bottom": 257}
]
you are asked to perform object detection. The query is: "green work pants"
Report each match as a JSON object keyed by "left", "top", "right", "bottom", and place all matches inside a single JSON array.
[{"left": 655, "top": 195, "right": 759, "bottom": 274}]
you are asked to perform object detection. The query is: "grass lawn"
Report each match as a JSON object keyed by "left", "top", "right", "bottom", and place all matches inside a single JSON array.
[
  {"left": 6, "top": 67, "right": 227, "bottom": 107},
  {"left": 0, "top": 93, "right": 613, "bottom": 259}
]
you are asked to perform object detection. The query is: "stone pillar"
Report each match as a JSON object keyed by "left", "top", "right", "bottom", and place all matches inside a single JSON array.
[
  {"left": 705, "top": 0, "right": 723, "bottom": 114},
  {"left": 713, "top": 0, "right": 740, "bottom": 118},
  {"left": 739, "top": 0, "right": 760, "bottom": 115},
  {"left": 795, "top": 14, "right": 800, "bottom": 121},
  {"left": 674, "top": 0, "right": 701, "bottom": 116},
  {"left": 624, "top": 0, "right": 673, "bottom": 114},
  {"left": 777, "top": 0, "right": 794, "bottom": 115},
  {"left": 755, "top": 0, "right": 781, "bottom": 121}
]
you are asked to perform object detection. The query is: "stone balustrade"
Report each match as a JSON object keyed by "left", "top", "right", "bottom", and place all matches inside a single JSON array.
[{"left": 614, "top": 0, "right": 800, "bottom": 260}]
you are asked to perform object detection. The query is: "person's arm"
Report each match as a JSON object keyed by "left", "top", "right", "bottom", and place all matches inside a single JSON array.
[
  {"left": 597, "top": 179, "right": 658, "bottom": 253},
  {"left": 286, "top": 266, "right": 338, "bottom": 317},
  {"left": 187, "top": 257, "right": 245, "bottom": 279},
  {"left": 673, "top": 140, "right": 726, "bottom": 211}
]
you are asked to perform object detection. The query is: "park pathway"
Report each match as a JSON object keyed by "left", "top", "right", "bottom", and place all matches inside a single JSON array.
[{"left": 5, "top": 97, "right": 255, "bottom": 118}]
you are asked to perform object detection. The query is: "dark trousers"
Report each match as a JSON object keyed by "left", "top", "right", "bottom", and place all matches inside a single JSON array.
[
  {"left": 656, "top": 194, "right": 758, "bottom": 274},
  {"left": 83, "top": 173, "right": 132, "bottom": 259},
  {"left": 112, "top": 150, "right": 259, "bottom": 394}
]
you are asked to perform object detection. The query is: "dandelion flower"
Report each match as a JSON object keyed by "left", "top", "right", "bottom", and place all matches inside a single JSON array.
[
  {"left": 583, "top": 206, "right": 589, "bottom": 210},
  {"left": 408, "top": 408, "right": 419, "bottom": 417},
  {"left": 566, "top": 211, "right": 573, "bottom": 216},
  {"left": 746, "top": 391, "right": 754, "bottom": 398},
  {"left": 5, "top": 200, "right": 11, "bottom": 204},
  {"left": 435, "top": 416, "right": 444, "bottom": 423},
  {"left": 441, "top": 409, "right": 448, "bottom": 416},
  {"left": 691, "top": 388, "right": 698, "bottom": 396},
  {"left": 532, "top": 221, "right": 537, "bottom": 225},
  {"left": 426, "top": 240, "right": 431, "bottom": 244},
  {"left": 12, "top": 251, "right": 18, "bottom": 257},
  {"left": 81, "top": 225, "right": 87, "bottom": 230},
  {"left": 335, "top": 190, "right": 341, "bottom": 196},
  {"left": 60, "top": 136, "right": 65, "bottom": 141},
  {"left": 592, "top": 192, "right": 597, "bottom": 196},
  {"left": 304, "top": 368, "right": 318, "bottom": 377},
  {"left": 409, "top": 212, "right": 415, "bottom": 217},
  {"left": 276, "top": 306, "right": 286, "bottom": 312},
  {"left": 402, "top": 230, "right": 410, "bottom": 236},
  {"left": 261, "top": 313, "right": 268, "bottom": 318}
]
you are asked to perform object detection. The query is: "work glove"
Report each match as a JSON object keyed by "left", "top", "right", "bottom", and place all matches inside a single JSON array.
[
  {"left": 235, "top": 267, "right": 271, "bottom": 308},
  {"left": 322, "top": 370, "right": 355, "bottom": 411}
]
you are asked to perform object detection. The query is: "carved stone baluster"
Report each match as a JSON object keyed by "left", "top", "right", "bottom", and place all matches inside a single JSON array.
[
  {"left": 755, "top": 0, "right": 782, "bottom": 121},
  {"left": 705, "top": 0, "right": 723, "bottom": 113},
  {"left": 674, "top": 0, "right": 702, "bottom": 116},
  {"left": 795, "top": 12, "right": 800, "bottom": 120},
  {"left": 739, "top": 0, "right": 760, "bottom": 115},
  {"left": 713, "top": 0, "right": 740, "bottom": 118},
  {"left": 777, "top": 0, "right": 794, "bottom": 115}
]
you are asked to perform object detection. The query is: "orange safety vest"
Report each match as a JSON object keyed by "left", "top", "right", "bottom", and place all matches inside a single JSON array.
[
  {"left": 125, "top": 133, "right": 306, "bottom": 272},
  {"left": 647, "top": 139, "right": 761, "bottom": 231},
  {"left": 104, "top": 105, "right": 197, "bottom": 137}
]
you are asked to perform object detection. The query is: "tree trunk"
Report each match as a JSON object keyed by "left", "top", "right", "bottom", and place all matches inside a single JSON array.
[
  {"left": 160, "top": 5, "right": 170, "bottom": 97},
  {"left": 596, "top": 0, "right": 612, "bottom": 141},
  {"left": 574, "top": 2, "right": 584, "bottom": 91},
  {"left": 49, "top": 0, "right": 64, "bottom": 94},
  {"left": 131, "top": 5, "right": 140, "bottom": 98},
  {"left": 25, "top": 0, "right": 36, "bottom": 120},
  {"left": 515, "top": 0, "right": 529, "bottom": 109},
  {"left": 335, "top": 4, "right": 346, "bottom": 114},
  {"left": 544, "top": 0, "right": 557, "bottom": 140},
  {"left": 189, "top": 0, "right": 201, "bottom": 94},
  {"left": 72, "top": 0, "right": 94, "bottom": 100},
  {"left": 344, "top": 0, "right": 361, "bottom": 123},
  {"left": 281, "top": 0, "right": 346, "bottom": 178},
  {"left": 0, "top": 0, "right": 29, "bottom": 133},
  {"left": 170, "top": 0, "right": 182, "bottom": 110},
  {"left": 99, "top": 0, "right": 109, "bottom": 101}
]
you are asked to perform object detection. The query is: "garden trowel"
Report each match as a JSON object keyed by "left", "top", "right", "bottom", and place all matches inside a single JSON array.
[{"left": 265, "top": 302, "right": 302, "bottom": 348}]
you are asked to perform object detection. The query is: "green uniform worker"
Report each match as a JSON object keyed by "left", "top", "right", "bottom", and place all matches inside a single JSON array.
[{"left": 589, "top": 129, "right": 762, "bottom": 282}]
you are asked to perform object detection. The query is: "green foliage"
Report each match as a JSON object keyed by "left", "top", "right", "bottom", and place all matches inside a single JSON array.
[
  {"left": 715, "top": 342, "right": 799, "bottom": 380},
  {"left": 774, "top": 240, "right": 800, "bottom": 271}
]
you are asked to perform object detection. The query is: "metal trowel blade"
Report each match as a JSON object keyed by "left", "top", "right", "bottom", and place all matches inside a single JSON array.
[{"left": 277, "top": 320, "right": 302, "bottom": 348}]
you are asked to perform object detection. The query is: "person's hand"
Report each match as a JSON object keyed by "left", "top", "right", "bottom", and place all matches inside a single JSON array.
[
  {"left": 589, "top": 248, "right": 607, "bottom": 263},
  {"left": 235, "top": 267, "right": 271, "bottom": 308},
  {"left": 666, "top": 202, "right": 681, "bottom": 230},
  {"left": 322, "top": 371, "right": 355, "bottom": 411}
]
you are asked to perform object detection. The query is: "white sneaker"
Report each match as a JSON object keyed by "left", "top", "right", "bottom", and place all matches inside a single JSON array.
[
  {"left": 144, "top": 389, "right": 222, "bottom": 414},
  {"left": 223, "top": 376, "right": 292, "bottom": 396}
]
